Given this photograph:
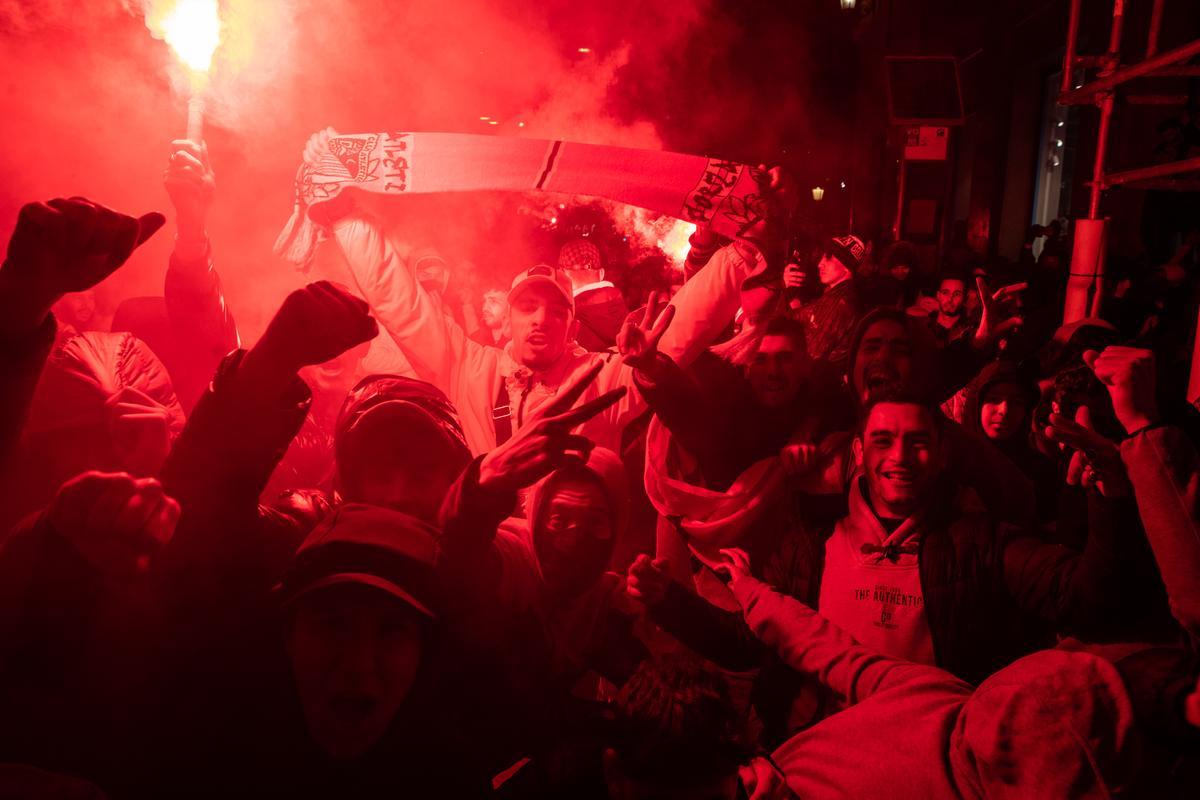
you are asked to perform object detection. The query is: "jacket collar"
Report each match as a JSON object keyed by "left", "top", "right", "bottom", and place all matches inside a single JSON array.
[
  {"left": 502, "top": 343, "right": 589, "bottom": 392},
  {"left": 840, "top": 475, "right": 925, "bottom": 563}
]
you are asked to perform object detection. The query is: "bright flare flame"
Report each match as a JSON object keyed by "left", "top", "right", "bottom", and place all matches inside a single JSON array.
[
  {"left": 610, "top": 206, "right": 697, "bottom": 267},
  {"left": 146, "top": 0, "right": 222, "bottom": 73},
  {"left": 657, "top": 219, "right": 696, "bottom": 265}
]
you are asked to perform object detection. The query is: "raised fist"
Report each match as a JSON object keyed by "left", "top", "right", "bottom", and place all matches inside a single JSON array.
[
  {"left": 253, "top": 281, "right": 379, "bottom": 374},
  {"left": 2, "top": 198, "right": 165, "bottom": 331},
  {"left": 47, "top": 471, "right": 180, "bottom": 576},
  {"left": 302, "top": 126, "right": 340, "bottom": 169},
  {"left": 1082, "top": 347, "right": 1159, "bottom": 435}
]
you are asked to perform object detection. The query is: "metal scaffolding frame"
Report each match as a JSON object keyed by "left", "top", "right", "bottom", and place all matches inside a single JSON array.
[
  {"left": 1055, "top": 0, "right": 1200, "bottom": 323},
  {"left": 1060, "top": 0, "right": 1200, "bottom": 198}
]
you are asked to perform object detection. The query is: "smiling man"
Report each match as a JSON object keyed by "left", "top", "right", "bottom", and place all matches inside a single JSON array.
[
  {"left": 816, "top": 396, "right": 946, "bottom": 664},
  {"left": 633, "top": 387, "right": 1138, "bottom": 690}
]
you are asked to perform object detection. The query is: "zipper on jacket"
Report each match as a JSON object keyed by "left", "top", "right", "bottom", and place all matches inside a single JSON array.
[{"left": 516, "top": 383, "right": 534, "bottom": 428}]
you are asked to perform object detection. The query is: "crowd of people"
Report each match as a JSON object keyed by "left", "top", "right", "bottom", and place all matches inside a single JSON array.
[{"left": 0, "top": 132, "right": 1198, "bottom": 799}]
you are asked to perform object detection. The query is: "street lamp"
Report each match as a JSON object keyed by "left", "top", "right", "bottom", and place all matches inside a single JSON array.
[
  {"left": 812, "top": 186, "right": 825, "bottom": 201},
  {"left": 840, "top": 0, "right": 856, "bottom": 9}
]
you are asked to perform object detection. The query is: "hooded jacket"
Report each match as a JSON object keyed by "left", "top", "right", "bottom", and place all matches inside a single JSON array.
[
  {"left": 733, "top": 574, "right": 1142, "bottom": 800},
  {"left": 2, "top": 330, "right": 187, "bottom": 528},
  {"left": 652, "top": 472, "right": 1134, "bottom": 689},
  {"left": 960, "top": 360, "right": 1058, "bottom": 522},
  {"left": 440, "top": 447, "right": 646, "bottom": 689}
]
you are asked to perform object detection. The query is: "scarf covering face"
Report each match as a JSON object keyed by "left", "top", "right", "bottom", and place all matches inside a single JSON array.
[{"left": 275, "top": 131, "right": 769, "bottom": 267}]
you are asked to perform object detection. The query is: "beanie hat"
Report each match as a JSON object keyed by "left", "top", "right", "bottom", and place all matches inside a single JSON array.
[{"left": 827, "top": 234, "right": 867, "bottom": 272}]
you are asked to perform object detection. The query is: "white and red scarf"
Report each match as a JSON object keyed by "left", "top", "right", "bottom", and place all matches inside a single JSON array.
[{"left": 275, "top": 131, "right": 767, "bottom": 266}]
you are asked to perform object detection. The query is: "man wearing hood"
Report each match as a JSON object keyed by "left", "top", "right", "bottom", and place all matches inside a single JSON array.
[
  {"left": 960, "top": 359, "right": 1058, "bottom": 523},
  {"left": 436, "top": 367, "right": 647, "bottom": 692}
]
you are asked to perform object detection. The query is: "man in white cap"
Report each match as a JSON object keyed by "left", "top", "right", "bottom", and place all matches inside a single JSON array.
[{"left": 308, "top": 186, "right": 774, "bottom": 457}]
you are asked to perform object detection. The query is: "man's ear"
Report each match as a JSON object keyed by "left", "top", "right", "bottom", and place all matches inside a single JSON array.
[
  {"left": 598, "top": 267, "right": 606, "bottom": 281},
  {"left": 852, "top": 436, "right": 864, "bottom": 470}
]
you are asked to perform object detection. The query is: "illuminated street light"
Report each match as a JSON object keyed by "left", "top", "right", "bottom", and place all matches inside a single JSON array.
[
  {"left": 840, "top": 0, "right": 856, "bottom": 9},
  {"left": 812, "top": 186, "right": 825, "bottom": 201}
]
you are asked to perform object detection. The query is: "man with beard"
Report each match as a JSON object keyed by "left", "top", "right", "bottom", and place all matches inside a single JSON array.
[
  {"left": 927, "top": 274, "right": 973, "bottom": 347},
  {"left": 472, "top": 287, "right": 510, "bottom": 348}
]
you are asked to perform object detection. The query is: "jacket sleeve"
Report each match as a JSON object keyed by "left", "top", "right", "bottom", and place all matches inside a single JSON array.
[
  {"left": 632, "top": 353, "right": 725, "bottom": 469},
  {"left": 437, "top": 456, "right": 518, "bottom": 563},
  {"left": 156, "top": 351, "right": 312, "bottom": 617},
  {"left": 657, "top": 241, "right": 762, "bottom": 369},
  {"left": 331, "top": 214, "right": 500, "bottom": 393},
  {"left": 163, "top": 241, "right": 240, "bottom": 411},
  {"left": 1120, "top": 426, "right": 1200, "bottom": 635},
  {"left": 999, "top": 492, "right": 1127, "bottom": 627},
  {"left": 649, "top": 580, "right": 765, "bottom": 671},
  {"left": 0, "top": 314, "right": 55, "bottom": 470},
  {"left": 593, "top": 242, "right": 762, "bottom": 436},
  {"left": 730, "top": 573, "right": 956, "bottom": 705}
]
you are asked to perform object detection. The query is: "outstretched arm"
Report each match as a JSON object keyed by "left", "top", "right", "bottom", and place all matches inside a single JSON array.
[
  {"left": 1122, "top": 426, "right": 1200, "bottom": 636},
  {"left": 304, "top": 129, "right": 497, "bottom": 394},
  {"left": 1081, "top": 345, "right": 1200, "bottom": 635},
  {"left": 158, "top": 282, "right": 377, "bottom": 618},
  {"left": 162, "top": 139, "right": 239, "bottom": 410},
  {"left": 728, "top": 565, "right": 954, "bottom": 706},
  {"left": 0, "top": 199, "right": 165, "bottom": 468},
  {"left": 657, "top": 241, "right": 763, "bottom": 369}
]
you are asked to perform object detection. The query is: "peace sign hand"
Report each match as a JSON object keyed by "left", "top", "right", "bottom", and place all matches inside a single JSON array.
[
  {"left": 973, "top": 277, "right": 1026, "bottom": 350},
  {"left": 477, "top": 362, "right": 627, "bottom": 495},
  {"left": 617, "top": 292, "right": 676, "bottom": 371}
]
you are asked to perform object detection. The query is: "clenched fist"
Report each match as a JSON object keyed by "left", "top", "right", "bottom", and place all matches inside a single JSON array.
[
  {"left": 1082, "top": 346, "right": 1159, "bottom": 435},
  {"left": 47, "top": 471, "right": 180, "bottom": 576},
  {"left": 5, "top": 197, "right": 165, "bottom": 303},
  {"left": 250, "top": 281, "right": 379, "bottom": 376}
]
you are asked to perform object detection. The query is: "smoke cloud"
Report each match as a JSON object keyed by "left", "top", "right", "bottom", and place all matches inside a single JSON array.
[{"left": 1, "top": 0, "right": 850, "bottom": 337}]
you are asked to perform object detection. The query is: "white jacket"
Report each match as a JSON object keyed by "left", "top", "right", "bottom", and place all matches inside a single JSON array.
[{"left": 332, "top": 214, "right": 763, "bottom": 455}]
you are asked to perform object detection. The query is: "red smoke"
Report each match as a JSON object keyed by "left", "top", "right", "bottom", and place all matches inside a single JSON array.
[{"left": 1, "top": 1, "right": 847, "bottom": 339}]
